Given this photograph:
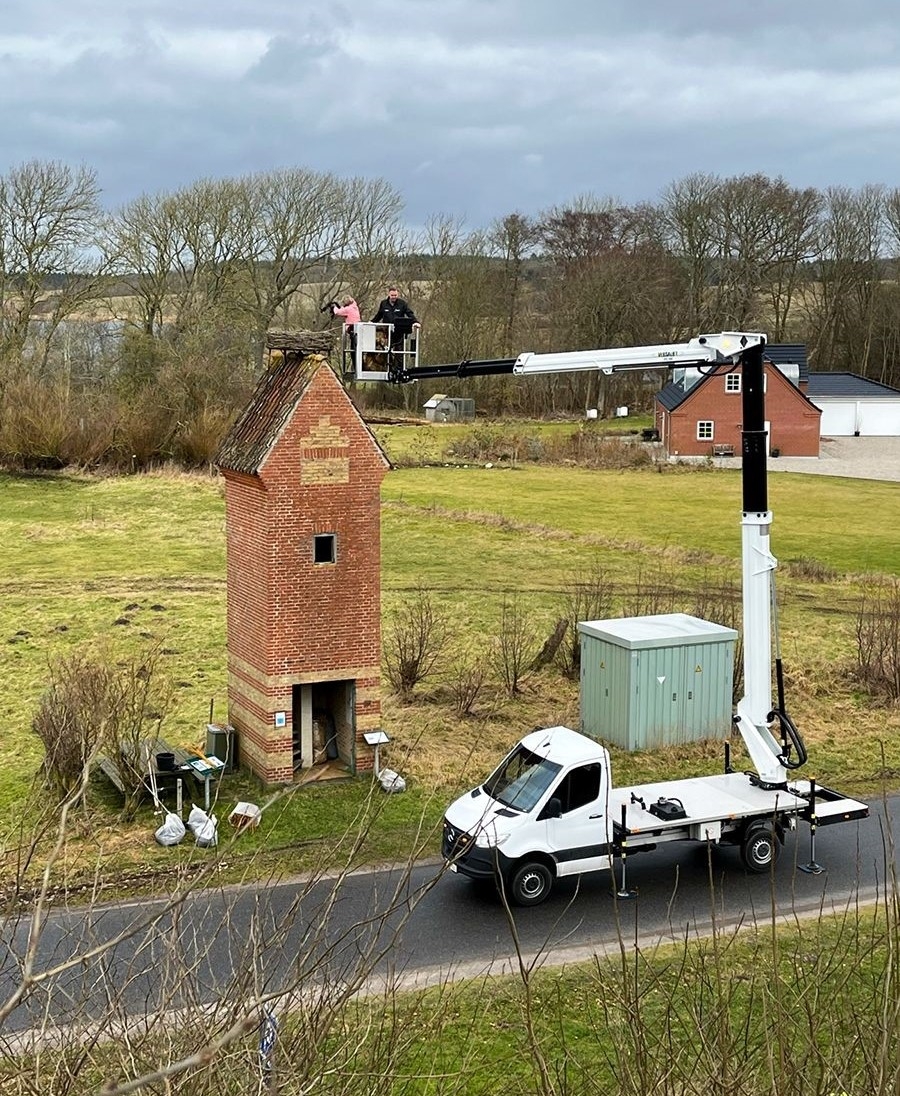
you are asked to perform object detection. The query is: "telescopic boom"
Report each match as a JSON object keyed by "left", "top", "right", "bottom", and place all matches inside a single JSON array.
[{"left": 357, "top": 331, "right": 802, "bottom": 787}]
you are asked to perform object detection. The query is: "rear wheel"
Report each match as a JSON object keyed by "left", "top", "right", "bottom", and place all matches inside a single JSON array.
[
  {"left": 741, "top": 823, "right": 778, "bottom": 873},
  {"left": 509, "top": 861, "right": 553, "bottom": 906}
]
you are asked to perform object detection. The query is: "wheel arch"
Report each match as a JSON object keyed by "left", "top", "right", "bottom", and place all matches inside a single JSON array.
[
  {"left": 508, "top": 850, "right": 557, "bottom": 879},
  {"left": 743, "top": 815, "right": 787, "bottom": 845}
]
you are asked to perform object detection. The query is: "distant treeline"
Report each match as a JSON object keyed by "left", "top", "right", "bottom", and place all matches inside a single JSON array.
[{"left": 2, "top": 160, "right": 900, "bottom": 470}]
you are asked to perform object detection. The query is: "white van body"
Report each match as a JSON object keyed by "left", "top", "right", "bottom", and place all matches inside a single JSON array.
[{"left": 443, "top": 725, "right": 868, "bottom": 906}]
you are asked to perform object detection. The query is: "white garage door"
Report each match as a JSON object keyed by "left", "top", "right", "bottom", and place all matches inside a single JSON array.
[
  {"left": 859, "top": 403, "right": 900, "bottom": 435},
  {"left": 816, "top": 400, "right": 900, "bottom": 436},
  {"left": 817, "top": 401, "right": 857, "bottom": 436}
]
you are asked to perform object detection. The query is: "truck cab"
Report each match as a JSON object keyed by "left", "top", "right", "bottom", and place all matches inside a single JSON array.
[{"left": 442, "top": 725, "right": 614, "bottom": 905}]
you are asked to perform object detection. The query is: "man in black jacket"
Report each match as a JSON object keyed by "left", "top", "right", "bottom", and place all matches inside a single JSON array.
[{"left": 371, "top": 286, "right": 419, "bottom": 352}]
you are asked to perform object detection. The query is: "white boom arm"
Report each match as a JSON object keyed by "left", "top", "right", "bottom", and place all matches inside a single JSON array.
[
  {"left": 512, "top": 332, "right": 789, "bottom": 785},
  {"left": 371, "top": 330, "right": 796, "bottom": 788},
  {"left": 513, "top": 332, "right": 766, "bottom": 375}
]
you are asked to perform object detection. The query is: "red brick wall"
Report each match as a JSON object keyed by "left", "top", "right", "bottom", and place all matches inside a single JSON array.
[
  {"left": 222, "top": 362, "right": 389, "bottom": 783},
  {"left": 658, "top": 366, "right": 821, "bottom": 457},
  {"left": 259, "top": 365, "right": 387, "bottom": 678},
  {"left": 223, "top": 472, "right": 270, "bottom": 673}
]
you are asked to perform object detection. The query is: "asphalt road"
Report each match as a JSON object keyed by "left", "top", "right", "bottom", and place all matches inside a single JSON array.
[{"left": 1, "top": 794, "right": 897, "bottom": 1038}]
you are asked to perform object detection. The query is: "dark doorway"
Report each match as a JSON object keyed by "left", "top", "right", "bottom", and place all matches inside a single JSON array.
[{"left": 291, "top": 680, "right": 356, "bottom": 773}]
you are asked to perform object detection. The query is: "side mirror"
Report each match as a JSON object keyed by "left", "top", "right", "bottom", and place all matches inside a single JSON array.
[{"left": 540, "top": 797, "right": 562, "bottom": 820}]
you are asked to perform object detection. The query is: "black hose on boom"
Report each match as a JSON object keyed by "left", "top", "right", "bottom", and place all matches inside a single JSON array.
[{"left": 769, "top": 657, "right": 808, "bottom": 770}]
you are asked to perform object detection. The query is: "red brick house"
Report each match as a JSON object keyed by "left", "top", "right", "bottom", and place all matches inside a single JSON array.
[
  {"left": 655, "top": 344, "right": 821, "bottom": 458},
  {"left": 215, "top": 332, "right": 390, "bottom": 784}
]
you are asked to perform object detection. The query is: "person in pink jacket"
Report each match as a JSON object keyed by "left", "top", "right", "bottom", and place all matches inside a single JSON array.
[
  {"left": 331, "top": 297, "right": 361, "bottom": 326},
  {"left": 327, "top": 296, "right": 361, "bottom": 360}
]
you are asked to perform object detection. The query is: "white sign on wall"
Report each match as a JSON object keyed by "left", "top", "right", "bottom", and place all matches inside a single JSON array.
[{"left": 274, "top": 711, "right": 286, "bottom": 728}]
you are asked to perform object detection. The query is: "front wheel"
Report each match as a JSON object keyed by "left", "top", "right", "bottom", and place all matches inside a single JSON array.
[
  {"left": 509, "top": 861, "right": 554, "bottom": 906},
  {"left": 741, "top": 824, "right": 778, "bottom": 873}
]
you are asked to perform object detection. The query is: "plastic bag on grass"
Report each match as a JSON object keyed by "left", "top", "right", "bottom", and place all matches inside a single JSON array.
[
  {"left": 187, "top": 805, "right": 219, "bottom": 848},
  {"left": 378, "top": 768, "right": 406, "bottom": 794},
  {"left": 155, "top": 812, "right": 186, "bottom": 847}
]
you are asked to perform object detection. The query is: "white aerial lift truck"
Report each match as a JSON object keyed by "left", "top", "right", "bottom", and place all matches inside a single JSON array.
[{"left": 355, "top": 334, "right": 869, "bottom": 905}]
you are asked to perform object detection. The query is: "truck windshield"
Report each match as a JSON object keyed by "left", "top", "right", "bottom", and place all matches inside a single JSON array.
[{"left": 482, "top": 746, "right": 562, "bottom": 813}]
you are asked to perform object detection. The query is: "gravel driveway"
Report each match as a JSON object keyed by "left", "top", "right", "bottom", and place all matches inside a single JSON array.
[{"left": 711, "top": 436, "right": 900, "bottom": 483}]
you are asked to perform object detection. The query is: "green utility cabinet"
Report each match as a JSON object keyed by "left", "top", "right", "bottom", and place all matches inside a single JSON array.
[{"left": 578, "top": 613, "right": 738, "bottom": 750}]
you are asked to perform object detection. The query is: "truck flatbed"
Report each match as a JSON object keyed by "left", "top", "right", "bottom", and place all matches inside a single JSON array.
[{"left": 612, "top": 772, "right": 867, "bottom": 840}]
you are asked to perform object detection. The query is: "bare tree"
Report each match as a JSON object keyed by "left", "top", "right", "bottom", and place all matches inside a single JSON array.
[
  {"left": 660, "top": 172, "right": 722, "bottom": 333},
  {"left": 0, "top": 160, "right": 106, "bottom": 375},
  {"left": 558, "top": 564, "right": 616, "bottom": 679},
  {"left": 31, "top": 653, "right": 116, "bottom": 805},
  {"left": 383, "top": 587, "right": 449, "bottom": 700},
  {"left": 494, "top": 595, "right": 538, "bottom": 697},
  {"left": 488, "top": 212, "right": 540, "bottom": 356},
  {"left": 447, "top": 646, "right": 490, "bottom": 717},
  {"left": 104, "top": 191, "right": 189, "bottom": 338},
  {"left": 854, "top": 577, "right": 900, "bottom": 704},
  {"left": 804, "top": 184, "right": 885, "bottom": 374}
]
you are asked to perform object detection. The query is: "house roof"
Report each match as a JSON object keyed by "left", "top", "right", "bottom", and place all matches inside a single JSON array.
[
  {"left": 656, "top": 343, "right": 814, "bottom": 413},
  {"left": 657, "top": 380, "right": 690, "bottom": 411},
  {"left": 807, "top": 372, "right": 900, "bottom": 399},
  {"left": 216, "top": 352, "right": 320, "bottom": 475},
  {"left": 216, "top": 331, "right": 390, "bottom": 476},
  {"left": 764, "top": 344, "right": 808, "bottom": 384}
]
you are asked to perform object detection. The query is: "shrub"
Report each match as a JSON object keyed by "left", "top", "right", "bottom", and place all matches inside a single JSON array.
[
  {"left": 32, "top": 652, "right": 118, "bottom": 804},
  {"left": 493, "top": 594, "right": 538, "bottom": 696},
  {"left": 541, "top": 429, "right": 654, "bottom": 470},
  {"left": 447, "top": 648, "right": 490, "bottom": 716},
  {"left": 0, "top": 378, "right": 79, "bottom": 469},
  {"left": 557, "top": 565, "right": 617, "bottom": 679},
  {"left": 445, "top": 426, "right": 542, "bottom": 464},
  {"left": 854, "top": 578, "right": 900, "bottom": 705},
  {"left": 383, "top": 588, "right": 449, "bottom": 700},
  {"left": 32, "top": 641, "right": 172, "bottom": 817},
  {"left": 784, "top": 556, "right": 839, "bottom": 583}
]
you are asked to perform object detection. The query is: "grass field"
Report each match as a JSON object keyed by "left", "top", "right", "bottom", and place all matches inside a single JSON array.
[{"left": 1, "top": 427, "right": 899, "bottom": 890}]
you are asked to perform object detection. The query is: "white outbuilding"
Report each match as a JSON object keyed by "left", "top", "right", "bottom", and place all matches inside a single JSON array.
[
  {"left": 423, "top": 394, "right": 476, "bottom": 422},
  {"left": 807, "top": 373, "right": 900, "bottom": 436}
]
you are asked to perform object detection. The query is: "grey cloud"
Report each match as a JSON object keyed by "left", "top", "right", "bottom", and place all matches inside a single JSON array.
[{"left": 3, "top": 0, "right": 900, "bottom": 226}]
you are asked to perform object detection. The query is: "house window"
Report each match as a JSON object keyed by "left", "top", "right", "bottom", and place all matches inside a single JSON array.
[
  {"left": 725, "top": 373, "right": 741, "bottom": 393},
  {"left": 313, "top": 533, "right": 336, "bottom": 564},
  {"left": 697, "top": 421, "right": 714, "bottom": 441}
]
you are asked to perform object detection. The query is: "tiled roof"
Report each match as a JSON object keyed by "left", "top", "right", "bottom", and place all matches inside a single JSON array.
[
  {"left": 216, "top": 351, "right": 320, "bottom": 475},
  {"left": 807, "top": 372, "right": 900, "bottom": 398},
  {"left": 657, "top": 380, "right": 691, "bottom": 411},
  {"left": 655, "top": 341, "right": 818, "bottom": 412},
  {"left": 764, "top": 344, "right": 808, "bottom": 384}
]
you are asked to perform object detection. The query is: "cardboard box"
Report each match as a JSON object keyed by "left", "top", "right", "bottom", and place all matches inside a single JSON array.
[{"left": 229, "top": 801, "right": 261, "bottom": 830}]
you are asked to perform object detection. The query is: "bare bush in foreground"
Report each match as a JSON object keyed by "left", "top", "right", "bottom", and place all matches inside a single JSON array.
[
  {"left": 855, "top": 578, "right": 900, "bottom": 704},
  {"left": 383, "top": 587, "right": 449, "bottom": 700},
  {"left": 557, "top": 564, "right": 616, "bottom": 679},
  {"left": 494, "top": 595, "right": 538, "bottom": 697}
]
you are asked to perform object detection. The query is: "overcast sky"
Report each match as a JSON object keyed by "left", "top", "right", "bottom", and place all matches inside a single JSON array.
[{"left": 3, "top": 0, "right": 900, "bottom": 229}]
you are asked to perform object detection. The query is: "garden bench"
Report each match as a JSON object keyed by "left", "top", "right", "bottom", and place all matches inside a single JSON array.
[
  {"left": 713, "top": 443, "right": 735, "bottom": 457},
  {"left": 96, "top": 737, "right": 193, "bottom": 803}
]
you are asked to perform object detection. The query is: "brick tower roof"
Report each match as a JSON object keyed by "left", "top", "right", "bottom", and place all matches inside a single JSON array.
[{"left": 215, "top": 333, "right": 388, "bottom": 476}]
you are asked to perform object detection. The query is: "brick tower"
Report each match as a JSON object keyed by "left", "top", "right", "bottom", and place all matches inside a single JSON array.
[{"left": 215, "top": 333, "right": 390, "bottom": 784}]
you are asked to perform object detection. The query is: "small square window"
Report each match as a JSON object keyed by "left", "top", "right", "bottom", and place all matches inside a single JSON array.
[
  {"left": 725, "top": 373, "right": 741, "bottom": 393},
  {"left": 697, "top": 421, "right": 714, "bottom": 441},
  {"left": 313, "top": 533, "right": 336, "bottom": 564}
]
